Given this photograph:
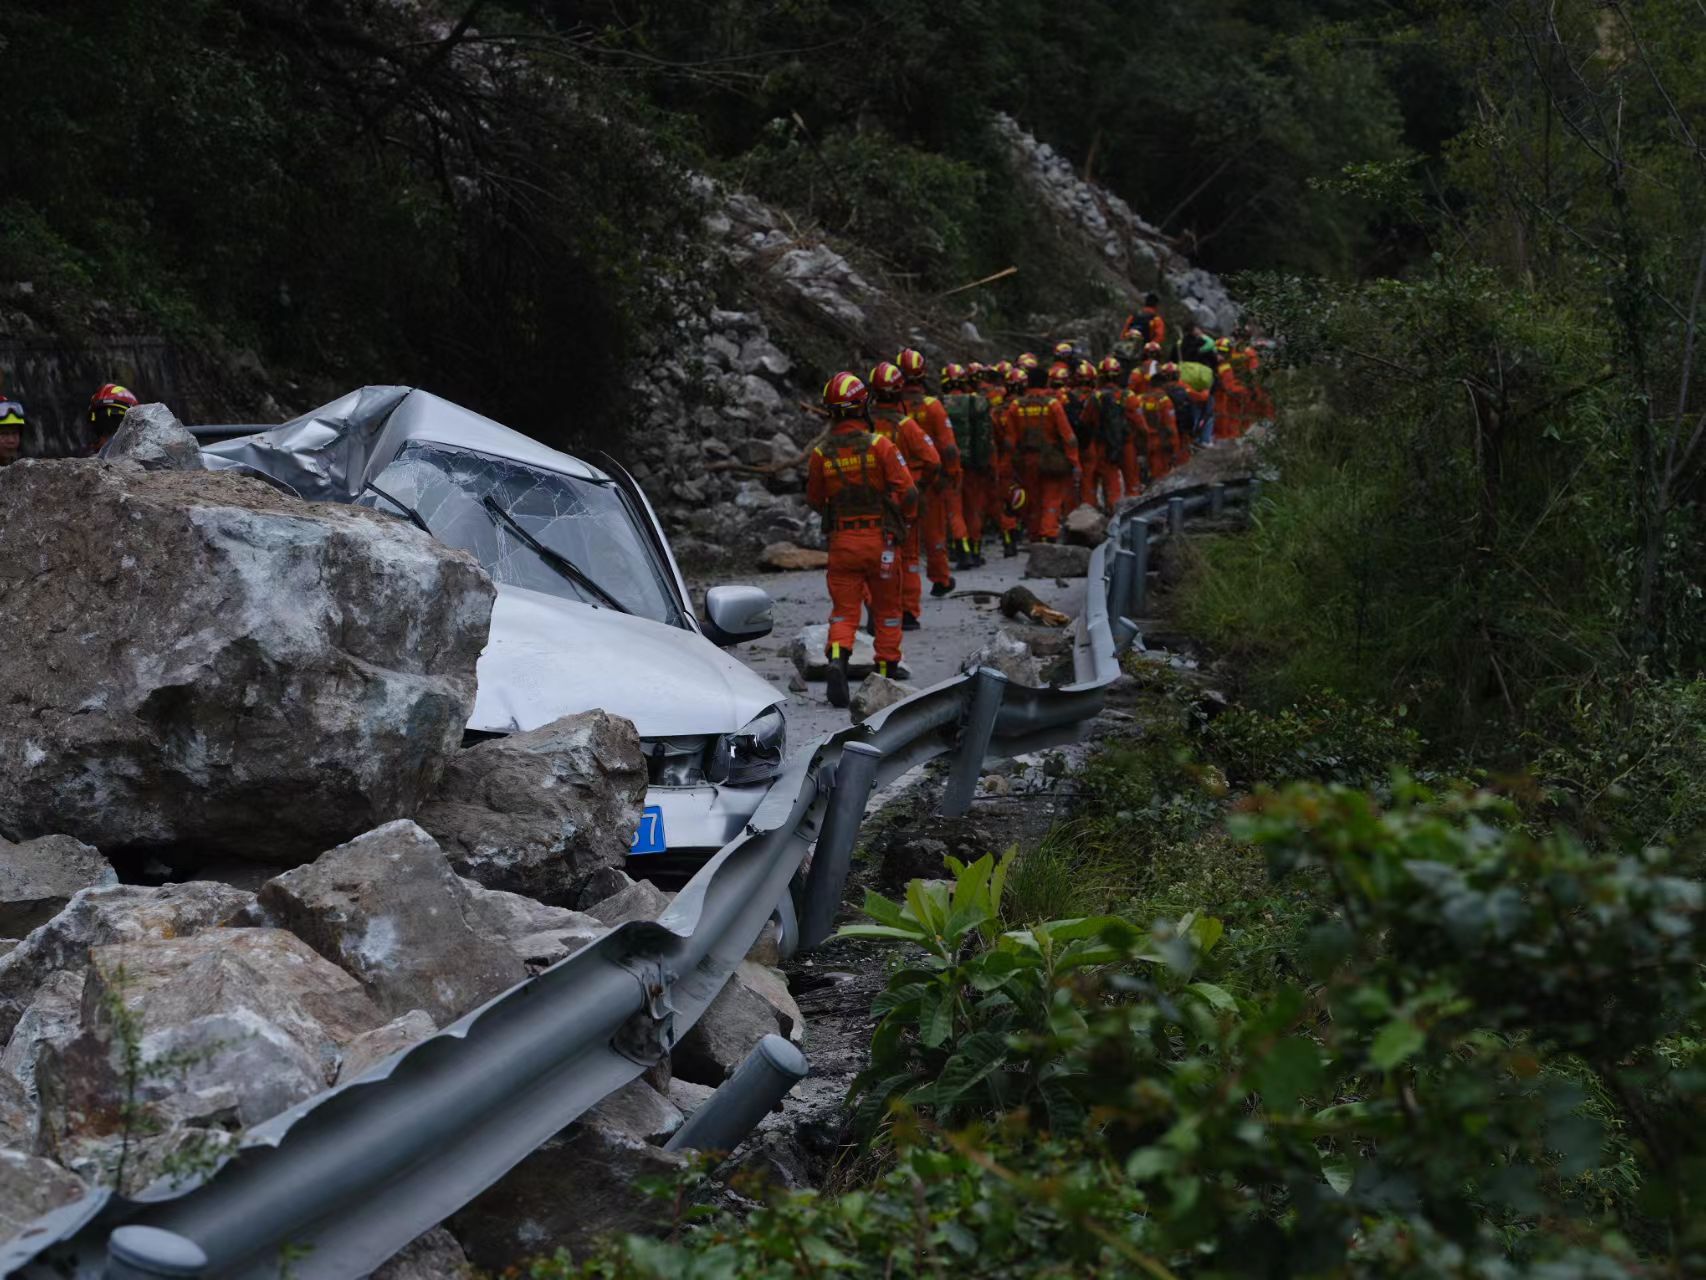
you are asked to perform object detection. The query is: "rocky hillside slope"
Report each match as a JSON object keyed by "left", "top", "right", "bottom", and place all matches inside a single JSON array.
[{"left": 618, "top": 115, "right": 1239, "bottom": 565}]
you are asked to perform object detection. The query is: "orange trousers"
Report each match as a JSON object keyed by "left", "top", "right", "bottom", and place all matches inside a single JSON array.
[
  {"left": 828, "top": 527, "right": 903, "bottom": 664},
  {"left": 899, "top": 518, "right": 924, "bottom": 618},
  {"left": 1080, "top": 443, "right": 1125, "bottom": 510},
  {"left": 963, "top": 469, "right": 999, "bottom": 543},
  {"left": 1019, "top": 461, "right": 1072, "bottom": 541},
  {"left": 923, "top": 489, "right": 954, "bottom": 586},
  {"left": 1121, "top": 437, "right": 1142, "bottom": 496},
  {"left": 945, "top": 473, "right": 967, "bottom": 542}
]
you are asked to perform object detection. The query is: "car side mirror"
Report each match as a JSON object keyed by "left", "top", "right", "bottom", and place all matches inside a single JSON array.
[{"left": 703, "top": 584, "right": 774, "bottom": 646}]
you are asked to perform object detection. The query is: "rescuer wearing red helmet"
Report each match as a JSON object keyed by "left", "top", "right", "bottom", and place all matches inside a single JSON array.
[
  {"left": 940, "top": 364, "right": 991, "bottom": 568},
  {"left": 867, "top": 361, "right": 940, "bottom": 630},
  {"left": 1077, "top": 356, "right": 1130, "bottom": 510},
  {"left": 896, "top": 347, "right": 970, "bottom": 587},
  {"left": 89, "top": 383, "right": 140, "bottom": 453},
  {"left": 807, "top": 371, "right": 919, "bottom": 708},
  {"left": 1001, "top": 360, "right": 1081, "bottom": 541}
]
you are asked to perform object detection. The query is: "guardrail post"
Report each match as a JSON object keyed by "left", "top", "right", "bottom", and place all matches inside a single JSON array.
[
  {"left": 1210, "top": 482, "right": 1226, "bottom": 516},
  {"left": 1107, "top": 540, "right": 1136, "bottom": 628},
  {"left": 941, "top": 667, "right": 1008, "bottom": 818},
  {"left": 797, "top": 741, "right": 882, "bottom": 950},
  {"left": 106, "top": 1227, "right": 207, "bottom": 1279},
  {"left": 664, "top": 1034, "right": 808, "bottom": 1155},
  {"left": 1113, "top": 616, "right": 1141, "bottom": 651},
  {"left": 1132, "top": 520, "right": 1151, "bottom": 617},
  {"left": 1168, "top": 496, "right": 1185, "bottom": 535}
]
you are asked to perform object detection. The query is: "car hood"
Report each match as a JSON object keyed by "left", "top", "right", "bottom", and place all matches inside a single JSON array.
[{"left": 470, "top": 584, "right": 782, "bottom": 737}]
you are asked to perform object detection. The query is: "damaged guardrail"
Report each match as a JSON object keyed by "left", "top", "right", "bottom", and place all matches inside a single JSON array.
[{"left": 2, "top": 478, "right": 1259, "bottom": 1280}]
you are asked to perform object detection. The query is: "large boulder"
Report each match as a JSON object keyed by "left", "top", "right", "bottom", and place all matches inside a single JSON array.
[
  {"left": 0, "top": 1148, "right": 85, "bottom": 1241},
  {"left": 0, "top": 835, "right": 115, "bottom": 937},
  {"left": 337, "top": 1009, "right": 437, "bottom": 1083},
  {"left": 416, "top": 712, "right": 646, "bottom": 904},
  {"left": 1, "top": 969, "right": 84, "bottom": 1115},
  {"left": 450, "top": 1123, "right": 687, "bottom": 1270},
  {"left": 1024, "top": 542, "right": 1093, "bottom": 579},
  {"left": 672, "top": 963, "right": 796, "bottom": 1086},
  {"left": 0, "top": 461, "right": 495, "bottom": 863},
  {"left": 102, "top": 403, "right": 203, "bottom": 472},
  {"left": 372, "top": 1228, "right": 470, "bottom": 1280},
  {"left": 460, "top": 882, "right": 607, "bottom": 970},
  {"left": 0, "top": 881, "right": 254, "bottom": 1043},
  {"left": 584, "top": 878, "right": 672, "bottom": 928},
  {"left": 36, "top": 927, "right": 389, "bottom": 1187},
  {"left": 255, "top": 822, "right": 527, "bottom": 1025}
]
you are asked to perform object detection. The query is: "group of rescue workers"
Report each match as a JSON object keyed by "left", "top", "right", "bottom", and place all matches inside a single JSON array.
[
  {"left": 0, "top": 382, "right": 143, "bottom": 467},
  {"left": 805, "top": 294, "right": 1274, "bottom": 708}
]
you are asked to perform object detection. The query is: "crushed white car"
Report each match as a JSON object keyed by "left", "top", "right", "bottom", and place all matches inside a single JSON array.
[{"left": 199, "top": 386, "right": 784, "bottom": 860}]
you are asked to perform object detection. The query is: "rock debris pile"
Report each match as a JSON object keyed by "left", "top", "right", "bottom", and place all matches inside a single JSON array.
[{"left": 0, "top": 450, "right": 804, "bottom": 1274}]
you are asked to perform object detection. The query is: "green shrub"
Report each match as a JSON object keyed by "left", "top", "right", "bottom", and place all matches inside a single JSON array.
[
  {"left": 561, "top": 782, "right": 1705, "bottom": 1278},
  {"left": 1204, "top": 690, "right": 1422, "bottom": 788}
]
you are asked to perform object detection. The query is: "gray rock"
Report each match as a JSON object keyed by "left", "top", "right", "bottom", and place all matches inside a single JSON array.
[
  {"left": 371, "top": 1227, "right": 470, "bottom": 1280},
  {"left": 450, "top": 1123, "right": 687, "bottom": 1270},
  {"left": 0, "top": 1148, "right": 85, "bottom": 1241},
  {"left": 338, "top": 1009, "right": 438, "bottom": 1082},
  {"left": 585, "top": 878, "right": 672, "bottom": 928},
  {"left": 673, "top": 967, "right": 789, "bottom": 1085},
  {"left": 37, "top": 927, "right": 389, "bottom": 1186},
  {"left": 583, "top": 1079, "right": 683, "bottom": 1143},
  {"left": 574, "top": 867, "right": 636, "bottom": 912},
  {"left": 1024, "top": 542, "right": 1093, "bottom": 579},
  {"left": 851, "top": 674, "right": 917, "bottom": 725},
  {"left": 0, "top": 462, "right": 494, "bottom": 864},
  {"left": 102, "top": 403, "right": 203, "bottom": 471},
  {"left": 460, "top": 881, "right": 607, "bottom": 969},
  {"left": 734, "top": 961, "right": 803, "bottom": 1043},
  {"left": 1063, "top": 504, "right": 1110, "bottom": 547},
  {"left": 665, "top": 1077, "right": 716, "bottom": 1115},
  {"left": 416, "top": 711, "right": 647, "bottom": 905},
  {"left": 0, "top": 881, "right": 254, "bottom": 1042},
  {"left": 962, "top": 630, "right": 1042, "bottom": 687},
  {"left": 256, "top": 821, "right": 527, "bottom": 1025},
  {"left": 785, "top": 624, "right": 876, "bottom": 681},
  {"left": 0, "top": 1072, "right": 31, "bottom": 1150},
  {"left": 760, "top": 542, "right": 828, "bottom": 572},
  {"left": 1, "top": 968, "right": 83, "bottom": 1110},
  {"left": 0, "top": 834, "right": 115, "bottom": 937},
  {"left": 737, "top": 375, "right": 783, "bottom": 413}
]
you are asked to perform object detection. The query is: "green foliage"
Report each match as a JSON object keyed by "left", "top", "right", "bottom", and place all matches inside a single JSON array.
[
  {"left": 563, "top": 782, "right": 1705, "bottom": 1278},
  {"left": 1204, "top": 690, "right": 1422, "bottom": 788}
]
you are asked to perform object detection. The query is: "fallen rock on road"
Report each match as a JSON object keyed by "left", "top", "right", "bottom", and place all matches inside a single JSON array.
[
  {"left": 0, "top": 461, "right": 495, "bottom": 865},
  {"left": 1024, "top": 542, "right": 1092, "bottom": 579},
  {"left": 416, "top": 711, "right": 647, "bottom": 905},
  {"left": 255, "top": 821, "right": 527, "bottom": 1025}
]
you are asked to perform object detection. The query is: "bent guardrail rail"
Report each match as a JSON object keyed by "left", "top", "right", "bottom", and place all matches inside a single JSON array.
[{"left": 3, "top": 478, "right": 1259, "bottom": 1280}]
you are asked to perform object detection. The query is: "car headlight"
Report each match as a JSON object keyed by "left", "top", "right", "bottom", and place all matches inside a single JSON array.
[{"left": 705, "top": 706, "right": 787, "bottom": 786}]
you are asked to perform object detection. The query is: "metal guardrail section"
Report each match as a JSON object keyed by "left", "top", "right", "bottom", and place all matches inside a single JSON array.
[{"left": 5, "top": 479, "right": 1257, "bottom": 1280}]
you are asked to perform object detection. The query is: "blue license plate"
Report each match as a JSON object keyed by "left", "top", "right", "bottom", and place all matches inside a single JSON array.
[{"left": 630, "top": 805, "right": 667, "bottom": 855}]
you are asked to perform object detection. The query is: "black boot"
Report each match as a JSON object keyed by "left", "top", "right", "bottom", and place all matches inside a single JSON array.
[
  {"left": 969, "top": 538, "right": 986, "bottom": 568},
  {"left": 902, "top": 612, "right": 922, "bottom": 631},
  {"left": 930, "top": 577, "right": 956, "bottom": 599},
  {"left": 1002, "top": 532, "right": 1018, "bottom": 559},
  {"left": 825, "top": 653, "right": 851, "bottom": 709}
]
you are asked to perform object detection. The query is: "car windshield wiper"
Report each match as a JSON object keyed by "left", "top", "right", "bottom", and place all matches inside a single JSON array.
[
  {"left": 361, "top": 481, "right": 432, "bottom": 535},
  {"left": 477, "top": 495, "right": 632, "bottom": 615}
]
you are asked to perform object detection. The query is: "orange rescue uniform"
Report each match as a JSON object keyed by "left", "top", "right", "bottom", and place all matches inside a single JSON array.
[
  {"left": 902, "top": 387, "right": 965, "bottom": 585},
  {"left": 1002, "top": 390, "right": 1081, "bottom": 540},
  {"left": 807, "top": 423, "right": 918, "bottom": 666},
  {"left": 869, "top": 401, "right": 941, "bottom": 618}
]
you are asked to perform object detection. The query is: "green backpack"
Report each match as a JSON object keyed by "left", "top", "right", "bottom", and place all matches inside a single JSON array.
[{"left": 945, "top": 392, "right": 994, "bottom": 471}]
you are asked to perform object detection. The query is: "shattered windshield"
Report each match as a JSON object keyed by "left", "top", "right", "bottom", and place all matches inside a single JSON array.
[{"left": 359, "top": 442, "right": 683, "bottom": 627}]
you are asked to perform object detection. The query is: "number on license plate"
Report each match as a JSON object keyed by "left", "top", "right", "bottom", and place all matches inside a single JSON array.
[{"left": 629, "top": 805, "right": 667, "bottom": 855}]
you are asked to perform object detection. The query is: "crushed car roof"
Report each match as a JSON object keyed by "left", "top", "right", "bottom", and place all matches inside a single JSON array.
[{"left": 201, "top": 386, "right": 606, "bottom": 501}]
